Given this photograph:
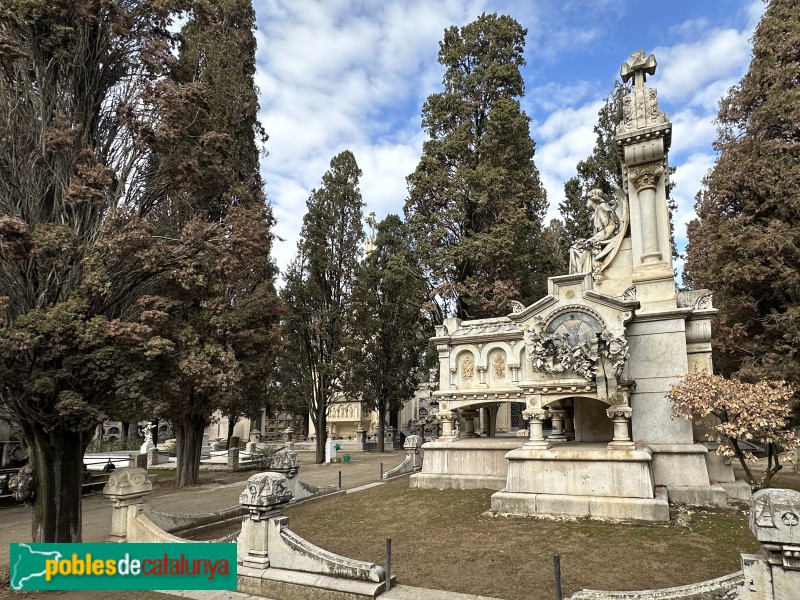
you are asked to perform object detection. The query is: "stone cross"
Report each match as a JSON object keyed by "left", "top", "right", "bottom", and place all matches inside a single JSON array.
[{"left": 620, "top": 50, "right": 657, "bottom": 90}]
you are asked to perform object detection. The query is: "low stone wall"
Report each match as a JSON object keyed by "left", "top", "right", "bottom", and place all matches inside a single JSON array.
[{"left": 569, "top": 571, "right": 743, "bottom": 600}]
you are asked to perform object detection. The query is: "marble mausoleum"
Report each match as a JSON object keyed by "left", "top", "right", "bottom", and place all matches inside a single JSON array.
[{"left": 410, "top": 51, "right": 748, "bottom": 521}]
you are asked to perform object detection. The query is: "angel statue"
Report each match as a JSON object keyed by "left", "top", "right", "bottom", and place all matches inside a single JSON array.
[{"left": 568, "top": 183, "right": 626, "bottom": 276}]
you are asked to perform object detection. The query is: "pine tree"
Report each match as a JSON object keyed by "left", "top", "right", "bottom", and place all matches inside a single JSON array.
[
  {"left": 684, "top": 0, "right": 800, "bottom": 387},
  {"left": 279, "top": 151, "right": 364, "bottom": 464},
  {"left": 404, "top": 14, "right": 547, "bottom": 321},
  {"left": 345, "top": 215, "right": 430, "bottom": 452}
]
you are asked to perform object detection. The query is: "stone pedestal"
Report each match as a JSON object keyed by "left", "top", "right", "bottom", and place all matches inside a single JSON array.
[
  {"left": 245, "top": 441, "right": 258, "bottom": 454},
  {"left": 103, "top": 468, "right": 153, "bottom": 542},
  {"left": 239, "top": 472, "right": 293, "bottom": 569},
  {"left": 739, "top": 489, "right": 800, "bottom": 600}
]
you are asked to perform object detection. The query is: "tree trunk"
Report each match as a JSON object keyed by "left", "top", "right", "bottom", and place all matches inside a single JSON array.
[
  {"left": 121, "top": 421, "right": 130, "bottom": 443},
  {"left": 377, "top": 405, "right": 385, "bottom": 453},
  {"left": 314, "top": 409, "right": 327, "bottom": 464},
  {"left": 28, "top": 426, "right": 85, "bottom": 542},
  {"left": 175, "top": 412, "right": 206, "bottom": 486}
]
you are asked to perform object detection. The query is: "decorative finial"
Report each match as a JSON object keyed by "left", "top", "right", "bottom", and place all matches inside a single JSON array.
[{"left": 620, "top": 50, "right": 657, "bottom": 90}]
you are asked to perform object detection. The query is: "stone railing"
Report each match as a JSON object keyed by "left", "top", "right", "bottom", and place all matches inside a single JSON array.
[
  {"left": 383, "top": 435, "right": 423, "bottom": 480},
  {"left": 237, "top": 471, "right": 392, "bottom": 599},
  {"left": 104, "top": 464, "right": 391, "bottom": 600}
]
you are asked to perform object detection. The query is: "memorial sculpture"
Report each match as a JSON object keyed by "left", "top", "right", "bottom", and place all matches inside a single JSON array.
[{"left": 411, "top": 51, "right": 747, "bottom": 521}]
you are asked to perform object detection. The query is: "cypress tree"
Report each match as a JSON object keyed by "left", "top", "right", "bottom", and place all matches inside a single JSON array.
[
  {"left": 684, "top": 0, "right": 800, "bottom": 387},
  {"left": 404, "top": 14, "right": 547, "bottom": 320}
]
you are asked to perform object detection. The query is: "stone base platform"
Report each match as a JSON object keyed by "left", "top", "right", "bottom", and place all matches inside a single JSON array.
[
  {"left": 410, "top": 438, "right": 526, "bottom": 491},
  {"left": 490, "top": 488, "right": 670, "bottom": 522},
  {"left": 239, "top": 566, "right": 395, "bottom": 600},
  {"left": 491, "top": 442, "right": 669, "bottom": 521}
]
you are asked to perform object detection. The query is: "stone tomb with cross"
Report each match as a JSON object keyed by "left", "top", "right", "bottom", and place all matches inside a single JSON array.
[{"left": 410, "top": 51, "right": 747, "bottom": 521}]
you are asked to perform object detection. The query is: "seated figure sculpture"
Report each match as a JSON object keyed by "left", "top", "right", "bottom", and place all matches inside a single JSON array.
[{"left": 568, "top": 188, "right": 620, "bottom": 275}]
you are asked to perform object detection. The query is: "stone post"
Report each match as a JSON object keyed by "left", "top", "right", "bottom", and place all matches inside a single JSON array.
[
  {"left": 606, "top": 407, "right": 634, "bottom": 450},
  {"left": 403, "top": 435, "right": 424, "bottom": 471},
  {"left": 523, "top": 410, "right": 551, "bottom": 449},
  {"left": 238, "top": 472, "right": 293, "bottom": 569},
  {"left": 283, "top": 427, "right": 294, "bottom": 444},
  {"left": 103, "top": 468, "right": 153, "bottom": 542},
  {"left": 146, "top": 447, "right": 159, "bottom": 468},
  {"left": 548, "top": 410, "right": 567, "bottom": 442},
  {"left": 356, "top": 425, "right": 367, "bottom": 450},
  {"left": 740, "top": 488, "right": 800, "bottom": 600},
  {"left": 245, "top": 441, "right": 258, "bottom": 454},
  {"left": 228, "top": 447, "right": 240, "bottom": 471}
]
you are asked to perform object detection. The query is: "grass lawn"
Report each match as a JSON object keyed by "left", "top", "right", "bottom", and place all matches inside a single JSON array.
[{"left": 284, "top": 477, "right": 763, "bottom": 600}]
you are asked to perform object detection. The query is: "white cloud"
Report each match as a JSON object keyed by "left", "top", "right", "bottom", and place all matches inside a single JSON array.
[{"left": 653, "top": 29, "right": 751, "bottom": 104}]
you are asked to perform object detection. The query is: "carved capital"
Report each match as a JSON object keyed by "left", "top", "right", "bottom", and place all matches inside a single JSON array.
[
  {"left": 628, "top": 163, "right": 664, "bottom": 191},
  {"left": 606, "top": 407, "right": 633, "bottom": 420},
  {"left": 523, "top": 409, "right": 550, "bottom": 422}
]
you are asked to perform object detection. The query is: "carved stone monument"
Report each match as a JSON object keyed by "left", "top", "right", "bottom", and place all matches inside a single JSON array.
[{"left": 411, "top": 51, "right": 737, "bottom": 521}]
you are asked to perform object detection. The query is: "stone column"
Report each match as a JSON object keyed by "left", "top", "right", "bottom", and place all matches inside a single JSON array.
[
  {"left": 564, "top": 406, "right": 575, "bottom": 441},
  {"left": 606, "top": 407, "right": 634, "bottom": 450},
  {"left": 103, "top": 468, "right": 153, "bottom": 542},
  {"left": 460, "top": 409, "right": 478, "bottom": 438},
  {"left": 509, "top": 364, "right": 520, "bottom": 383},
  {"left": 523, "top": 410, "right": 551, "bottom": 450},
  {"left": 477, "top": 366, "right": 487, "bottom": 388},
  {"left": 437, "top": 411, "right": 454, "bottom": 441},
  {"left": 548, "top": 410, "right": 567, "bottom": 442},
  {"left": 283, "top": 427, "right": 294, "bottom": 443},
  {"left": 449, "top": 367, "right": 457, "bottom": 389},
  {"left": 238, "top": 472, "right": 293, "bottom": 569},
  {"left": 629, "top": 164, "right": 664, "bottom": 263}
]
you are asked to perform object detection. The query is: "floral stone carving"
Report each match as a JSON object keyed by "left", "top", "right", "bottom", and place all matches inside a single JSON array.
[{"left": 524, "top": 311, "right": 629, "bottom": 382}]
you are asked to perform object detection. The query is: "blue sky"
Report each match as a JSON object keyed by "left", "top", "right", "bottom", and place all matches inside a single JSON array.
[{"left": 252, "top": 0, "right": 764, "bottom": 277}]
